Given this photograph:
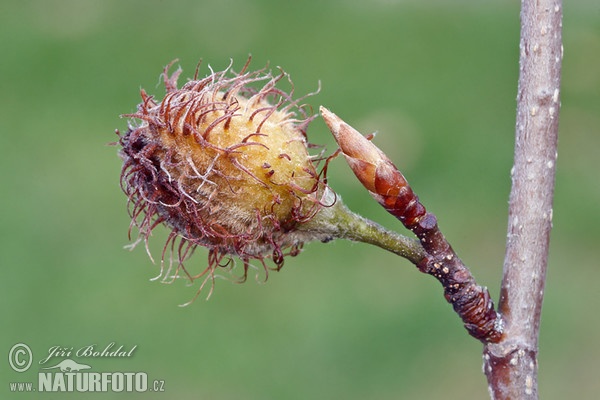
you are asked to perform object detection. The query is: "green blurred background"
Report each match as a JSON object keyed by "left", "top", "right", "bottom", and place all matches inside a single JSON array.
[{"left": 1, "top": 1, "right": 598, "bottom": 398}]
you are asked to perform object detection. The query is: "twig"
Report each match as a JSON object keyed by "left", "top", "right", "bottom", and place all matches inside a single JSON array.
[
  {"left": 321, "top": 107, "right": 503, "bottom": 343},
  {"left": 299, "top": 194, "right": 427, "bottom": 264},
  {"left": 483, "top": 0, "right": 562, "bottom": 398}
]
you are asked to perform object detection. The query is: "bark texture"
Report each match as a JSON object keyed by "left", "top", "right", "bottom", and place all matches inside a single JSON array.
[{"left": 483, "top": 0, "right": 562, "bottom": 398}]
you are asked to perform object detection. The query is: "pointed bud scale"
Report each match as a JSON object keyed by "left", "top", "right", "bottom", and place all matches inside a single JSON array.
[
  {"left": 321, "top": 107, "right": 424, "bottom": 228},
  {"left": 322, "top": 106, "right": 503, "bottom": 343}
]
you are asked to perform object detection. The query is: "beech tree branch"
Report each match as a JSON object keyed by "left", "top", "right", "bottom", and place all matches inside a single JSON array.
[
  {"left": 320, "top": 1, "right": 562, "bottom": 397},
  {"left": 483, "top": 1, "right": 562, "bottom": 399}
]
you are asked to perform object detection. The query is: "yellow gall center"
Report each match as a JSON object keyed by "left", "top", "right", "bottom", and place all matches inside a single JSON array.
[{"left": 157, "top": 92, "right": 319, "bottom": 226}]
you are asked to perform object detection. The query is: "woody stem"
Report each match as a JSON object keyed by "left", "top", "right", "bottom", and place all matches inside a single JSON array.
[{"left": 321, "top": 106, "right": 503, "bottom": 343}]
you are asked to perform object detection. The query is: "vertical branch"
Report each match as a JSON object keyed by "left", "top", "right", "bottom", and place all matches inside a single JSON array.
[{"left": 484, "top": 0, "right": 562, "bottom": 399}]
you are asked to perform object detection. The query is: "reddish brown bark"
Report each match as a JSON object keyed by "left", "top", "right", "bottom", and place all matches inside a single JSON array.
[{"left": 322, "top": 107, "right": 503, "bottom": 343}]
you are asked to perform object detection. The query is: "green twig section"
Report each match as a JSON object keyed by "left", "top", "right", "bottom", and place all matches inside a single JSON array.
[{"left": 300, "top": 192, "right": 426, "bottom": 264}]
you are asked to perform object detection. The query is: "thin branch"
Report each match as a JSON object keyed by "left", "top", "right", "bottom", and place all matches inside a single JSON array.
[
  {"left": 321, "top": 107, "right": 503, "bottom": 343},
  {"left": 299, "top": 195, "right": 427, "bottom": 264},
  {"left": 483, "top": 0, "right": 562, "bottom": 399}
]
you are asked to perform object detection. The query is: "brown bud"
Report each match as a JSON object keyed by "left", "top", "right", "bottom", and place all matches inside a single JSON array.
[
  {"left": 321, "top": 106, "right": 503, "bottom": 343},
  {"left": 321, "top": 106, "right": 424, "bottom": 228}
]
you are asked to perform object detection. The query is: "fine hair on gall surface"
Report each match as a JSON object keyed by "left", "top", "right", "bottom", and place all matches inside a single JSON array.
[{"left": 117, "top": 58, "right": 329, "bottom": 299}]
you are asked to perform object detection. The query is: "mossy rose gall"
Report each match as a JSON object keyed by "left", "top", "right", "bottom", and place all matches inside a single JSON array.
[{"left": 117, "top": 59, "right": 333, "bottom": 292}]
